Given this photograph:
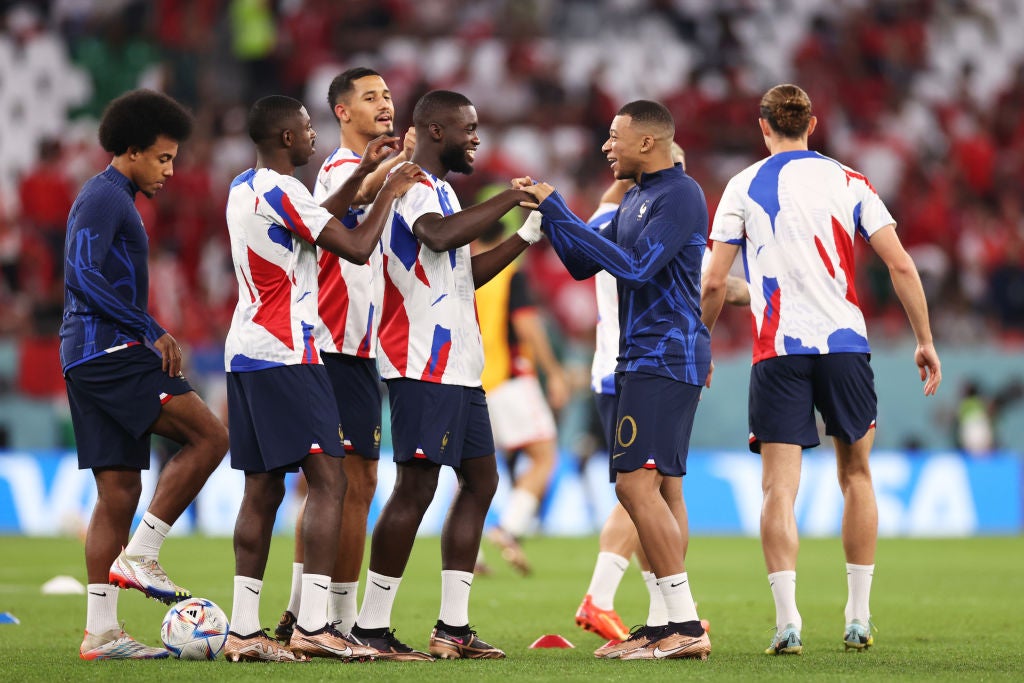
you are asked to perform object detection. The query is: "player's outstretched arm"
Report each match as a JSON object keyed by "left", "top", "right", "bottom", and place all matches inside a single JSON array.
[
  {"left": 317, "top": 163, "right": 426, "bottom": 264},
  {"left": 319, "top": 134, "right": 399, "bottom": 219},
  {"left": 414, "top": 189, "right": 533, "bottom": 253},
  {"left": 869, "top": 224, "right": 942, "bottom": 396}
]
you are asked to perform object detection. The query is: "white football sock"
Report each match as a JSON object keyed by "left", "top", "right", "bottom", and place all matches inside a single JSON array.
[
  {"left": 124, "top": 512, "right": 170, "bottom": 559},
  {"left": 768, "top": 570, "right": 801, "bottom": 631},
  {"left": 643, "top": 570, "right": 668, "bottom": 626},
  {"left": 498, "top": 488, "right": 539, "bottom": 538},
  {"left": 85, "top": 583, "right": 119, "bottom": 635},
  {"left": 296, "top": 573, "right": 331, "bottom": 632},
  {"left": 329, "top": 581, "right": 359, "bottom": 633},
  {"left": 845, "top": 563, "right": 874, "bottom": 624},
  {"left": 438, "top": 570, "right": 473, "bottom": 628},
  {"left": 286, "top": 562, "right": 303, "bottom": 615},
  {"left": 230, "top": 576, "right": 263, "bottom": 636},
  {"left": 586, "top": 552, "right": 629, "bottom": 610},
  {"left": 657, "top": 572, "right": 698, "bottom": 623},
  {"left": 355, "top": 571, "right": 401, "bottom": 630}
]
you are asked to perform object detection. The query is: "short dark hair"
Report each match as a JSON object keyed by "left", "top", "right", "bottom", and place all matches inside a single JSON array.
[
  {"left": 412, "top": 90, "right": 473, "bottom": 128},
  {"left": 248, "top": 95, "right": 304, "bottom": 144},
  {"left": 98, "top": 89, "right": 193, "bottom": 155},
  {"left": 327, "top": 67, "right": 382, "bottom": 118},
  {"left": 616, "top": 99, "right": 675, "bottom": 138}
]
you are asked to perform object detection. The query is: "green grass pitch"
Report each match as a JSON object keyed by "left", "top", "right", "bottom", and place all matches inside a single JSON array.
[{"left": 0, "top": 535, "right": 1021, "bottom": 681}]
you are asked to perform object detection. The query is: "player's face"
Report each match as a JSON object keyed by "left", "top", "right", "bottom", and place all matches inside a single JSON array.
[
  {"left": 129, "top": 135, "right": 179, "bottom": 198},
  {"left": 340, "top": 75, "right": 395, "bottom": 137},
  {"left": 288, "top": 106, "right": 317, "bottom": 166},
  {"left": 438, "top": 105, "right": 480, "bottom": 175},
  {"left": 602, "top": 115, "right": 642, "bottom": 181}
]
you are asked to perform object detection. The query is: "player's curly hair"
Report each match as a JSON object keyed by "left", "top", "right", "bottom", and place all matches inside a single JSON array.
[
  {"left": 760, "top": 84, "right": 813, "bottom": 138},
  {"left": 98, "top": 89, "right": 193, "bottom": 155},
  {"left": 247, "top": 95, "right": 304, "bottom": 144}
]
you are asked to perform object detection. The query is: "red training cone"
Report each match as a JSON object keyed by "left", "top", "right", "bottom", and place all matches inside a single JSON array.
[{"left": 529, "top": 634, "right": 575, "bottom": 649}]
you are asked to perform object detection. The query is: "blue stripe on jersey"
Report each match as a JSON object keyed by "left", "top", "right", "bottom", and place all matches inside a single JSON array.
[
  {"left": 784, "top": 335, "right": 819, "bottom": 354},
  {"left": 268, "top": 223, "right": 292, "bottom": 250},
  {"left": 747, "top": 150, "right": 819, "bottom": 232},
  {"left": 435, "top": 183, "right": 457, "bottom": 268},
  {"left": 229, "top": 353, "right": 286, "bottom": 372},
  {"left": 827, "top": 327, "right": 869, "bottom": 351},
  {"left": 231, "top": 168, "right": 256, "bottom": 190},
  {"left": 390, "top": 212, "right": 419, "bottom": 270}
]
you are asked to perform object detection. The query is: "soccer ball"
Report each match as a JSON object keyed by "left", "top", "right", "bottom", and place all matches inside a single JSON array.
[{"left": 160, "top": 597, "right": 229, "bottom": 660}]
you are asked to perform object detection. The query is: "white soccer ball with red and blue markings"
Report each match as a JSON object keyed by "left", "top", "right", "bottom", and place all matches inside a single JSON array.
[{"left": 160, "top": 597, "right": 229, "bottom": 660}]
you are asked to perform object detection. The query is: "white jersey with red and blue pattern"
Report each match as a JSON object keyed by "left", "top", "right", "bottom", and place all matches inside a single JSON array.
[
  {"left": 376, "top": 164, "right": 484, "bottom": 387},
  {"left": 587, "top": 202, "right": 620, "bottom": 395},
  {"left": 313, "top": 146, "right": 382, "bottom": 357},
  {"left": 710, "top": 150, "right": 895, "bottom": 364},
  {"left": 224, "top": 167, "right": 333, "bottom": 372}
]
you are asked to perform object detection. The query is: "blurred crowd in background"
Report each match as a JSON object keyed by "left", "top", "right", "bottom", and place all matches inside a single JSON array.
[{"left": 1, "top": 0, "right": 1023, "bottom": 451}]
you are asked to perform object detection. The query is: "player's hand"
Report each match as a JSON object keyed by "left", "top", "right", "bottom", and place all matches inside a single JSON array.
[
  {"left": 511, "top": 176, "right": 534, "bottom": 190},
  {"left": 357, "top": 134, "right": 401, "bottom": 173},
  {"left": 154, "top": 333, "right": 184, "bottom": 378},
  {"left": 916, "top": 343, "right": 941, "bottom": 396},
  {"left": 398, "top": 127, "right": 416, "bottom": 161},
  {"left": 382, "top": 162, "right": 427, "bottom": 197},
  {"left": 705, "top": 359, "right": 715, "bottom": 389},
  {"left": 519, "top": 181, "right": 554, "bottom": 209}
]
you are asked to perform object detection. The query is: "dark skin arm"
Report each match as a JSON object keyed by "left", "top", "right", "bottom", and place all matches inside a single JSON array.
[
  {"left": 316, "top": 162, "right": 427, "bottom": 264},
  {"left": 412, "top": 188, "right": 533, "bottom": 253},
  {"left": 471, "top": 233, "right": 531, "bottom": 288}
]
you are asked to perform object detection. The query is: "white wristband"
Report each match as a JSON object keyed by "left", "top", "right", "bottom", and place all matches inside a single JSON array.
[{"left": 516, "top": 211, "right": 543, "bottom": 244}]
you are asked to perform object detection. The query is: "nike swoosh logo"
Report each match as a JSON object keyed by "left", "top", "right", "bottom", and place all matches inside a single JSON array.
[
  {"left": 372, "top": 582, "right": 392, "bottom": 591},
  {"left": 89, "top": 591, "right": 107, "bottom": 597},
  {"left": 246, "top": 586, "right": 260, "bottom": 595},
  {"left": 311, "top": 641, "right": 353, "bottom": 657},
  {"left": 460, "top": 580, "right": 472, "bottom": 587},
  {"left": 612, "top": 452, "right": 626, "bottom": 459},
  {"left": 331, "top": 590, "right": 349, "bottom": 595},
  {"left": 653, "top": 645, "right": 688, "bottom": 659},
  {"left": 314, "top": 583, "right": 328, "bottom": 590},
  {"left": 143, "top": 520, "right": 155, "bottom": 529},
  {"left": 670, "top": 580, "right": 687, "bottom": 588}
]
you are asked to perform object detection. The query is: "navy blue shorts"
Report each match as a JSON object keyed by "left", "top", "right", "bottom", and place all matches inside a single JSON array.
[
  {"left": 610, "top": 372, "right": 700, "bottom": 480},
  {"left": 748, "top": 353, "right": 877, "bottom": 453},
  {"left": 323, "top": 352, "right": 383, "bottom": 459},
  {"left": 65, "top": 344, "right": 192, "bottom": 470},
  {"left": 228, "top": 364, "right": 345, "bottom": 473},
  {"left": 386, "top": 378, "right": 494, "bottom": 468},
  {"left": 594, "top": 391, "right": 617, "bottom": 456}
]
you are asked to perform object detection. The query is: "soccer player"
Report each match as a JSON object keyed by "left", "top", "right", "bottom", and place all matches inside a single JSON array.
[
  {"left": 575, "top": 145, "right": 748, "bottom": 644},
  {"left": 221, "top": 95, "right": 425, "bottom": 663},
  {"left": 518, "top": 100, "right": 712, "bottom": 661},
  {"left": 701, "top": 83, "right": 942, "bottom": 655},
  {"left": 275, "top": 66, "right": 416, "bottom": 644},
  {"left": 347, "top": 90, "right": 538, "bottom": 660},
  {"left": 63, "top": 89, "right": 230, "bottom": 661},
  {"left": 474, "top": 218, "right": 571, "bottom": 576}
]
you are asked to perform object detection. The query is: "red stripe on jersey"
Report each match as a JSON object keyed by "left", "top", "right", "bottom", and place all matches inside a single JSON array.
[
  {"left": 844, "top": 169, "right": 877, "bottom": 194},
  {"left": 321, "top": 158, "right": 359, "bottom": 174},
  {"left": 248, "top": 246, "right": 295, "bottom": 350},
  {"left": 413, "top": 258, "right": 430, "bottom": 287},
  {"left": 378, "top": 255, "right": 410, "bottom": 375},
  {"left": 814, "top": 235, "right": 835, "bottom": 278},
  {"left": 276, "top": 192, "right": 315, "bottom": 244},
  {"left": 832, "top": 216, "right": 860, "bottom": 306},
  {"left": 418, "top": 177, "right": 435, "bottom": 190},
  {"left": 318, "top": 251, "right": 350, "bottom": 348},
  {"left": 753, "top": 285, "right": 781, "bottom": 363}
]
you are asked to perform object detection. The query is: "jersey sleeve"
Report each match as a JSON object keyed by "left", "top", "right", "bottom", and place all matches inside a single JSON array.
[
  {"left": 64, "top": 197, "right": 166, "bottom": 343},
  {"left": 260, "top": 174, "right": 333, "bottom": 245},
  {"left": 709, "top": 175, "right": 747, "bottom": 245},
  {"left": 397, "top": 173, "right": 443, "bottom": 229},
  {"left": 850, "top": 173, "right": 896, "bottom": 241}
]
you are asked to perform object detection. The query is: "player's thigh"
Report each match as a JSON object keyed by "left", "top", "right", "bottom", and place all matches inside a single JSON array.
[{"left": 748, "top": 356, "right": 819, "bottom": 453}]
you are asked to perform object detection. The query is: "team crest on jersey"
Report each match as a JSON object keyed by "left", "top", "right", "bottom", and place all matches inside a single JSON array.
[{"left": 637, "top": 201, "right": 649, "bottom": 219}]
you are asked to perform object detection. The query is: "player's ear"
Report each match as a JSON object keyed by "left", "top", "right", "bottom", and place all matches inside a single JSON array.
[
  {"left": 428, "top": 122, "right": 444, "bottom": 141},
  {"left": 281, "top": 128, "right": 293, "bottom": 148},
  {"left": 639, "top": 135, "right": 654, "bottom": 153},
  {"left": 335, "top": 102, "right": 349, "bottom": 123}
]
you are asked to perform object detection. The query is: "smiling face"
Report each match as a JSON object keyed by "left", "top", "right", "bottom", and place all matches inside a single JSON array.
[
  {"left": 126, "top": 135, "right": 180, "bottom": 198},
  {"left": 601, "top": 114, "right": 646, "bottom": 182},
  {"left": 337, "top": 75, "right": 395, "bottom": 138},
  {"left": 437, "top": 105, "right": 480, "bottom": 175}
]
